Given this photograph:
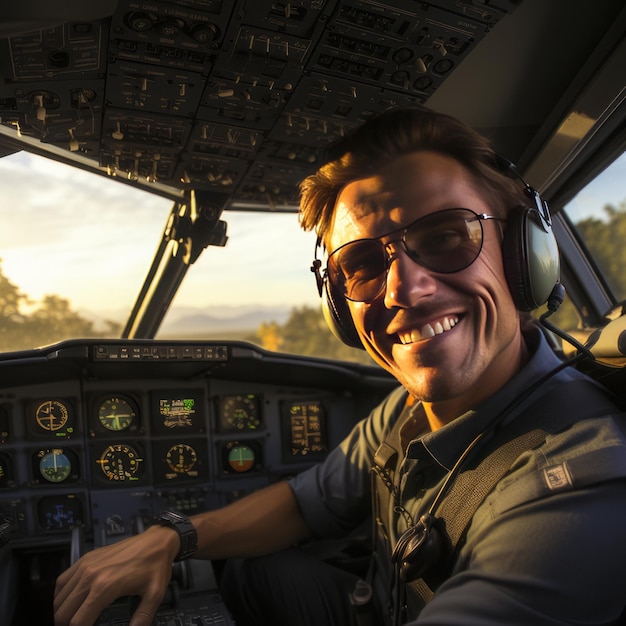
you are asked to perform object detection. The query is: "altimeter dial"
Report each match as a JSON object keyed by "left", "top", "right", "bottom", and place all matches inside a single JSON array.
[{"left": 97, "top": 444, "right": 144, "bottom": 481}]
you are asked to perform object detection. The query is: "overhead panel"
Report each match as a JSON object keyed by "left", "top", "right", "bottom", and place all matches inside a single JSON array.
[{"left": 0, "top": 0, "right": 522, "bottom": 207}]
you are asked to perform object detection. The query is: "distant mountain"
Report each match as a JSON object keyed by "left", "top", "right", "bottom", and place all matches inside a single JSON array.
[
  {"left": 79, "top": 304, "right": 297, "bottom": 337},
  {"left": 159, "top": 305, "right": 291, "bottom": 334}
]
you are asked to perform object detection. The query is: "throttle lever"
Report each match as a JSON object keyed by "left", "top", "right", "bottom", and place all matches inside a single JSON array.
[{"left": 70, "top": 526, "right": 85, "bottom": 565}]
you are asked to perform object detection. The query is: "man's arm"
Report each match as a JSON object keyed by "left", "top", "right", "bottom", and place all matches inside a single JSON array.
[
  {"left": 54, "top": 481, "right": 311, "bottom": 626},
  {"left": 194, "top": 479, "right": 312, "bottom": 559}
]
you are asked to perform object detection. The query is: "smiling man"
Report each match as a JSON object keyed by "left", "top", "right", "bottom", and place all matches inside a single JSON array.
[
  {"left": 325, "top": 150, "right": 525, "bottom": 429},
  {"left": 54, "top": 108, "right": 626, "bottom": 626}
]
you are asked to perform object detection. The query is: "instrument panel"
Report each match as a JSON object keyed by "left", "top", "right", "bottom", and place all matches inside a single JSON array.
[
  {"left": 0, "top": 339, "right": 396, "bottom": 552},
  {"left": 3, "top": 383, "right": 349, "bottom": 544},
  {"left": 0, "top": 339, "right": 396, "bottom": 624}
]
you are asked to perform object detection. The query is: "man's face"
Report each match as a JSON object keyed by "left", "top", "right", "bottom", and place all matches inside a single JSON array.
[{"left": 327, "top": 151, "right": 525, "bottom": 418}]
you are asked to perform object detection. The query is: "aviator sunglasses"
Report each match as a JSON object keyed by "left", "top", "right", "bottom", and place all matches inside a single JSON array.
[{"left": 324, "top": 208, "right": 504, "bottom": 303}]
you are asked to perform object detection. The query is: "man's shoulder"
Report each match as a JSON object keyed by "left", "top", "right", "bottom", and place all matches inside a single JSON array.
[
  {"left": 491, "top": 411, "right": 626, "bottom": 517},
  {"left": 524, "top": 364, "right": 625, "bottom": 430}
]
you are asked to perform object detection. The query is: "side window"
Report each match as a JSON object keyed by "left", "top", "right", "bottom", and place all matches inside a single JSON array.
[
  {"left": 562, "top": 151, "right": 626, "bottom": 303},
  {"left": 545, "top": 151, "right": 626, "bottom": 335}
]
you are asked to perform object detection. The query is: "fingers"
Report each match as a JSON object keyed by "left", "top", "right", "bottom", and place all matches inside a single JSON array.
[
  {"left": 54, "top": 562, "right": 122, "bottom": 626},
  {"left": 54, "top": 564, "right": 166, "bottom": 626},
  {"left": 53, "top": 527, "right": 178, "bottom": 626},
  {"left": 128, "top": 588, "right": 167, "bottom": 626}
]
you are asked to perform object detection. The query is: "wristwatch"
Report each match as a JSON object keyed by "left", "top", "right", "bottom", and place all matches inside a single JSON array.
[{"left": 158, "top": 509, "right": 198, "bottom": 561}]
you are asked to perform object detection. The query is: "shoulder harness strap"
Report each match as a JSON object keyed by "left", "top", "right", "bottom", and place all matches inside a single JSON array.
[{"left": 406, "top": 379, "right": 625, "bottom": 604}]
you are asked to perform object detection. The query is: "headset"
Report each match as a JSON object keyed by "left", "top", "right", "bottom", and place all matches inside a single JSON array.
[{"left": 310, "top": 157, "right": 560, "bottom": 349}]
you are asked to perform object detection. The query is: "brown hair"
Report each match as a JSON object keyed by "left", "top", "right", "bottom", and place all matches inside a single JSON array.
[{"left": 299, "top": 107, "right": 527, "bottom": 246}]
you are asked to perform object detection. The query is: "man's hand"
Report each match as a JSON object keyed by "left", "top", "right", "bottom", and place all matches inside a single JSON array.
[{"left": 54, "top": 524, "right": 179, "bottom": 626}]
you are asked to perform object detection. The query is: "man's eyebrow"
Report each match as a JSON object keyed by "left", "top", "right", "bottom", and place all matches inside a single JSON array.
[{"left": 347, "top": 190, "right": 398, "bottom": 216}]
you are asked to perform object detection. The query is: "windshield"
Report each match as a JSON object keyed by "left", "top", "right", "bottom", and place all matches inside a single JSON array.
[
  {"left": 6, "top": 148, "right": 624, "bottom": 363},
  {"left": 0, "top": 151, "right": 373, "bottom": 363}
]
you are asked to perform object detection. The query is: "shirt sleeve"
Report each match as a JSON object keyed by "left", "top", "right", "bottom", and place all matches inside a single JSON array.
[{"left": 289, "top": 385, "right": 407, "bottom": 538}]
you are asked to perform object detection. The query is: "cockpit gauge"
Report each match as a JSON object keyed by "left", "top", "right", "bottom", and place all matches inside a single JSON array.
[
  {"left": 151, "top": 390, "right": 205, "bottom": 435},
  {"left": 222, "top": 440, "right": 261, "bottom": 474},
  {"left": 39, "top": 449, "right": 72, "bottom": 483},
  {"left": 152, "top": 439, "right": 207, "bottom": 484},
  {"left": 166, "top": 443, "right": 198, "bottom": 475},
  {"left": 33, "top": 448, "right": 79, "bottom": 484},
  {"left": 35, "top": 399, "right": 70, "bottom": 432},
  {"left": 218, "top": 394, "right": 262, "bottom": 432},
  {"left": 37, "top": 495, "right": 83, "bottom": 532},
  {"left": 97, "top": 396, "right": 137, "bottom": 432},
  {"left": 28, "top": 398, "right": 75, "bottom": 439},
  {"left": 227, "top": 444, "right": 255, "bottom": 472},
  {"left": 280, "top": 400, "right": 328, "bottom": 463},
  {"left": 96, "top": 443, "right": 144, "bottom": 482}
]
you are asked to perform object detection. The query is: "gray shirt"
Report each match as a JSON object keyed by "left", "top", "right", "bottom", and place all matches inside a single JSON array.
[{"left": 289, "top": 327, "right": 626, "bottom": 624}]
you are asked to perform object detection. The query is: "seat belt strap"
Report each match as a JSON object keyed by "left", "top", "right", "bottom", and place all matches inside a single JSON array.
[
  {"left": 436, "top": 427, "right": 547, "bottom": 546},
  {"left": 410, "top": 380, "right": 623, "bottom": 603}
]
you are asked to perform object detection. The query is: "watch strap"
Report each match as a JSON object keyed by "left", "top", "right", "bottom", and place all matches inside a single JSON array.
[{"left": 158, "top": 509, "right": 198, "bottom": 561}]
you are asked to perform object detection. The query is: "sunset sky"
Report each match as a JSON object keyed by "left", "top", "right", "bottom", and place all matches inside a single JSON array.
[{"left": 0, "top": 151, "right": 320, "bottom": 325}]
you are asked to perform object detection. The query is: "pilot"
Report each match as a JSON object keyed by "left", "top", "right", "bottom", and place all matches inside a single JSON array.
[{"left": 54, "top": 108, "right": 626, "bottom": 626}]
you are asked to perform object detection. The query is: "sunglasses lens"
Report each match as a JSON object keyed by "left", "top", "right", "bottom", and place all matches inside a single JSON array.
[
  {"left": 328, "top": 241, "right": 387, "bottom": 302},
  {"left": 327, "top": 209, "right": 486, "bottom": 303},
  {"left": 403, "top": 209, "right": 483, "bottom": 273}
]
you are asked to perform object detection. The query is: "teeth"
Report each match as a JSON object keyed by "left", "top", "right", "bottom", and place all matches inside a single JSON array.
[
  {"left": 422, "top": 324, "right": 436, "bottom": 339},
  {"left": 398, "top": 316, "right": 458, "bottom": 345}
]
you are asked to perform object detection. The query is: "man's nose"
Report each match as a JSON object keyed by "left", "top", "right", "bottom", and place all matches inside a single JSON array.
[{"left": 382, "top": 243, "right": 437, "bottom": 309}]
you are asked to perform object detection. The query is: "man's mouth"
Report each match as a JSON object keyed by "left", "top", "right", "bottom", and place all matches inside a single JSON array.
[{"left": 397, "top": 315, "right": 459, "bottom": 345}]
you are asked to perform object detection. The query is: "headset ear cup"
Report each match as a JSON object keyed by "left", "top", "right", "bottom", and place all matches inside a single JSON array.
[
  {"left": 502, "top": 207, "right": 560, "bottom": 311},
  {"left": 321, "top": 278, "right": 363, "bottom": 349}
]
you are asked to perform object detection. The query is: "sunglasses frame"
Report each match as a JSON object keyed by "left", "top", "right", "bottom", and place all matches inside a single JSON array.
[{"left": 324, "top": 208, "right": 504, "bottom": 304}]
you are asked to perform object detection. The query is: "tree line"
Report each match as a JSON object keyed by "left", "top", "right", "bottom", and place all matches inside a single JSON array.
[{"left": 0, "top": 262, "right": 122, "bottom": 352}]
